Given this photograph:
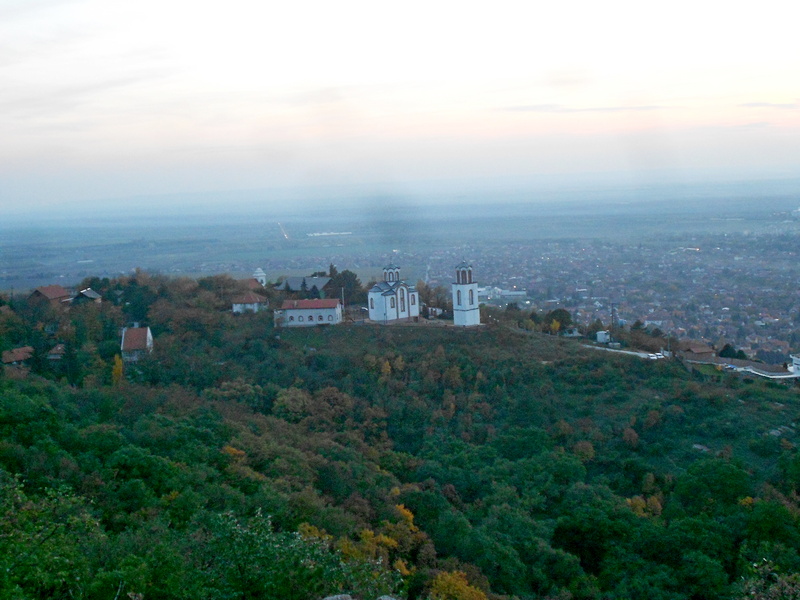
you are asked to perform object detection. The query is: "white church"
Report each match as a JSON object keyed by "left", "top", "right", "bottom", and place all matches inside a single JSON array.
[
  {"left": 452, "top": 261, "right": 481, "bottom": 327},
  {"left": 368, "top": 265, "right": 420, "bottom": 324}
]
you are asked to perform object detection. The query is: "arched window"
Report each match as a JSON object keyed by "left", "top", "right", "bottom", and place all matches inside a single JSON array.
[
  {"left": 390, "top": 297, "right": 395, "bottom": 309},
  {"left": 318, "top": 315, "right": 323, "bottom": 321},
  {"left": 400, "top": 288, "right": 405, "bottom": 312},
  {"left": 457, "top": 290, "right": 462, "bottom": 305},
  {"left": 328, "top": 315, "right": 333, "bottom": 321},
  {"left": 289, "top": 316, "right": 294, "bottom": 321},
  {"left": 469, "top": 289, "right": 474, "bottom": 305},
  {"left": 298, "top": 315, "right": 304, "bottom": 322},
  {"left": 410, "top": 294, "right": 416, "bottom": 305},
  {"left": 370, "top": 298, "right": 374, "bottom": 309}
]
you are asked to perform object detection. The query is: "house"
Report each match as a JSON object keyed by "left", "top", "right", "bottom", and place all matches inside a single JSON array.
[
  {"left": 597, "top": 330, "right": 611, "bottom": 344},
  {"left": 232, "top": 292, "right": 268, "bottom": 314},
  {"left": 679, "top": 341, "right": 715, "bottom": 358},
  {"left": 240, "top": 268, "right": 268, "bottom": 290},
  {"left": 47, "top": 343, "right": 66, "bottom": 361},
  {"left": 240, "top": 278, "right": 265, "bottom": 291},
  {"left": 2, "top": 346, "right": 33, "bottom": 366},
  {"left": 73, "top": 288, "right": 102, "bottom": 305},
  {"left": 29, "top": 284, "right": 71, "bottom": 307},
  {"left": 121, "top": 326, "right": 154, "bottom": 362},
  {"left": 276, "top": 276, "right": 332, "bottom": 297},
  {"left": 368, "top": 266, "right": 419, "bottom": 324},
  {"left": 274, "top": 299, "right": 342, "bottom": 327}
]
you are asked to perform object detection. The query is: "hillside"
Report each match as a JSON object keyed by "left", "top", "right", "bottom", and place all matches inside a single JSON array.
[{"left": 2, "top": 276, "right": 800, "bottom": 599}]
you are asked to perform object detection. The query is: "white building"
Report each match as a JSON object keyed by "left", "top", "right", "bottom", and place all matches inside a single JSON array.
[
  {"left": 232, "top": 291, "right": 268, "bottom": 314},
  {"left": 274, "top": 299, "right": 342, "bottom": 327},
  {"left": 452, "top": 262, "right": 480, "bottom": 327},
  {"left": 368, "top": 265, "right": 419, "bottom": 324}
]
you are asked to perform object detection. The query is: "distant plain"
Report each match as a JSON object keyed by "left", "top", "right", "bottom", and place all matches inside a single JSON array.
[{"left": 2, "top": 178, "right": 799, "bottom": 291}]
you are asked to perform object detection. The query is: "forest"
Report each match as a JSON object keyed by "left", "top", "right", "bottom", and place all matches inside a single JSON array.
[{"left": 2, "top": 271, "right": 800, "bottom": 599}]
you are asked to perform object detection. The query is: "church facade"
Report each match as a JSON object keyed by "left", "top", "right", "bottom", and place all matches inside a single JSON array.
[
  {"left": 452, "top": 261, "right": 481, "bottom": 327},
  {"left": 368, "top": 265, "right": 419, "bottom": 324}
]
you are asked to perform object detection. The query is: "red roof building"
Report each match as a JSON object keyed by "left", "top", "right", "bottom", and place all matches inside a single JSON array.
[
  {"left": 280, "top": 299, "right": 341, "bottom": 310},
  {"left": 30, "top": 285, "right": 72, "bottom": 307},
  {"left": 232, "top": 292, "right": 268, "bottom": 314},
  {"left": 2, "top": 346, "right": 33, "bottom": 365},
  {"left": 121, "top": 326, "right": 153, "bottom": 362},
  {"left": 275, "top": 299, "right": 342, "bottom": 327}
]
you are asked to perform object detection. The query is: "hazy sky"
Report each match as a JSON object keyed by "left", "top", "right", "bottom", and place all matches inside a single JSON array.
[{"left": 2, "top": 0, "right": 798, "bottom": 209}]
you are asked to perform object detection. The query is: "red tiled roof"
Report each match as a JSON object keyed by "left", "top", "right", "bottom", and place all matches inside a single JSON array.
[
  {"left": 122, "top": 327, "right": 151, "bottom": 351},
  {"left": 33, "top": 285, "right": 71, "bottom": 301},
  {"left": 680, "top": 341, "right": 715, "bottom": 354},
  {"left": 2, "top": 346, "right": 33, "bottom": 364},
  {"left": 232, "top": 292, "right": 267, "bottom": 304},
  {"left": 240, "top": 278, "right": 264, "bottom": 290},
  {"left": 280, "top": 299, "right": 340, "bottom": 310}
]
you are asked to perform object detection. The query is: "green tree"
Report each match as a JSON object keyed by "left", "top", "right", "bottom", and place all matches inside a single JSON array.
[{"left": 192, "top": 511, "right": 399, "bottom": 600}]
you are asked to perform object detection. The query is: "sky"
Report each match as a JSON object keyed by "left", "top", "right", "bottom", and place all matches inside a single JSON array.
[{"left": 1, "top": 0, "right": 799, "bottom": 211}]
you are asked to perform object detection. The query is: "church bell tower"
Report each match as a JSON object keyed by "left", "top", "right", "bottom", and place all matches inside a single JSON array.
[{"left": 452, "top": 261, "right": 480, "bottom": 327}]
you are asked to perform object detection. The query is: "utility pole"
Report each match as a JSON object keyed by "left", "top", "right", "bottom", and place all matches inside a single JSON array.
[{"left": 610, "top": 302, "right": 618, "bottom": 343}]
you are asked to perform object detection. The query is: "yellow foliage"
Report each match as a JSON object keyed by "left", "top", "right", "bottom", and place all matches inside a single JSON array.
[
  {"left": 429, "top": 571, "right": 487, "bottom": 600},
  {"left": 298, "top": 522, "right": 331, "bottom": 541},
  {"left": 627, "top": 495, "right": 647, "bottom": 516},
  {"left": 111, "top": 354, "right": 124, "bottom": 386},
  {"left": 646, "top": 495, "right": 663, "bottom": 516},
  {"left": 220, "top": 445, "right": 246, "bottom": 460},
  {"left": 337, "top": 537, "right": 360, "bottom": 560},
  {"left": 393, "top": 559, "right": 411, "bottom": 576},
  {"left": 739, "top": 496, "right": 755, "bottom": 508},
  {"left": 395, "top": 504, "right": 418, "bottom": 531},
  {"left": 359, "top": 528, "right": 398, "bottom": 550},
  {"left": 381, "top": 360, "right": 392, "bottom": 376}
]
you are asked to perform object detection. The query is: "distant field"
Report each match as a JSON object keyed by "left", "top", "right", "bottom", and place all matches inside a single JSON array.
[{"left": 2, "top": 182, "right": 799, "bottom": 291}]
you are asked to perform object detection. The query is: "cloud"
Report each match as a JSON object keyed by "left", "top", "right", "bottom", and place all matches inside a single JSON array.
[
  {"left": 0, "top": 0, "right": 81, "bottom": 20},
  {"left": 502, "top": 104, "right": 662, "bottom": 113},
  {"left": 0, "top": 71, "right": 173, "bottom": 120},
  {"left": 740, "top": 102, "right": 798, "bottom": 109}
]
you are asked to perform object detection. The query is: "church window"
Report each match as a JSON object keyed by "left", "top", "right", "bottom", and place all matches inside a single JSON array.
[
  {"left": 400, "top": 289, "right": 405, "bottom": 312},
  {"left": 410, "top": 294, "right": 416, "bottom": 305},
  {"left": 390, "top": 297, "right": 396, "bottom": 309},
  {"left": 298, "top": 316, "right": 304, "bottom": 322},
  {"left": 469, "top": 289, "right": 474, "bottom": 305},
  {"left": 318, "top": 315, "right": 323, "bottom": 321},
  {"left": 457, "top": 290, "right": 462, "bottom": 305},
  {"left": 370, "top": 298, "right": 374, "bottom": 309},
  {"left": 328, "top": 315, "right": 333, "bottom": 321},
  {"left": 289, "top": 316, "right": 294, "bottom": 321}
]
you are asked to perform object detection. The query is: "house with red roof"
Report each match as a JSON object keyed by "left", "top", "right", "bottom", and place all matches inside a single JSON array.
[
  {"left": 2, "top": 346, "right": 33, "bottom": 366},
  {"left": 29, "top": 285, "right": 72, "bottom": 307},
  {"left": 232, "top": 292, "right": 268, "bottom": 314},
  {"left": 274, "top": 299, "right": 342, "bottom": 327},
  {"left": 121, "top": 326, "right": 154, "bottom": 362}
]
